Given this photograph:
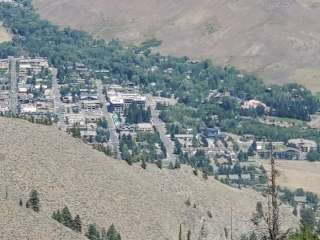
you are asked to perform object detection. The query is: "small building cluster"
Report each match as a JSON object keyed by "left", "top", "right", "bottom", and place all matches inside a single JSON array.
[{"left": 0, "top": 57, "right": 54, "bottom": 121}]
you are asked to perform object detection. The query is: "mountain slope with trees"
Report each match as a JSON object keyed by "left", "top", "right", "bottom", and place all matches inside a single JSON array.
[
  {"left": 0, "top": 117, "right": 296, "bottom": 240},
  {"left": 32, "top": 0, "right": 320, "bottom": 91},
  {"left": 0, "top": 200, "right": 87, "bottom": 240}
]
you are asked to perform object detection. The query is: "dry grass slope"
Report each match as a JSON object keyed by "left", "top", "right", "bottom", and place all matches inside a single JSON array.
[
  {"left": 0, "top": 118, "right": 296, "bottom": 239},
  {"left": 0, "top": 22, "right": 11, "bottom": 43},
  {"left": 262, "top": 160, "right": 320, "bottom": 196},
  {"left": 32, "top": 0, "right": 320, "bottom": 91},
  {"left": 0, "top": 200, "right": 87, "bottom": 240}
]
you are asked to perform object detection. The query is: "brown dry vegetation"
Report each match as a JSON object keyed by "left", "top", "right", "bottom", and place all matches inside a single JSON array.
[
  {"left": 0, "top": 200, "right": 87, "bottom": 240},
  {"left": 0, "top": 22, "right": 11, "bottom": 43},
  {"left": 262, "top": 160, "right": 320, "bottom": 195},
  {"left": 0, "top": 118, "right": 296, "bottom": 239},
  {"left": 32, "top": 0, "right": 320, "bottom": 91}
]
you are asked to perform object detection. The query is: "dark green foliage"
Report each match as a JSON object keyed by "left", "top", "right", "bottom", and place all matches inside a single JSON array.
[
  {"left": 248, "top": 140, "right": 257, "bottom": 156},
  {"left": 141, "top": 159, "right": 147, "bottom": 169},
  {"left": 174, "top": 138, "right": 182, "bottom": 155},
  {"left": 289, "top": 227, "right": 319, "bottom": 240},
  {"left": 52, "top": 207, "right": 82, "bottom": 233},
  {"left": 97, "top": 118, "right": 108, "bottom": 129},
  {"left": 85, "top": 224, "right": 121, "bottom": 240},
  {"left": 61, "top": 207, "right": 74, "bottom": 229},
  {"left": 95, "top": 119, "right": 110, "bottom": 143},
  {"left": 27, "top": 190, "right": 40, "bottom": 212},
  {"left": 106, "top": 224, "right": 121, "bottom": 240},
  {"left": 307, "top": 150, "right": 320, "bottom": 162},
  {"left": 96, "top": 127, "right": 110, "bottom": 143},
  {"left": 125, "top": 104, "right": 151, "bottom": 124},
  {"left": 73, "top": 215, "right": 82, "bottom": 232},
  {"left": 238, "top": 150, "right": 248, "bottom": 162},
  {"left": 19, "top": 199, "right": 23, "bottom": 206},
  {"left": 301, "top": 208, "right": 316, "bottom": 230},
  {"left": 69, "top": 124, "right": 81, "bottom": 138},
  {"left": 120, "top": 132, "right": 165, "bottom": 164},
  {"left": 86, "top": 224, "right": 101, "bottom": 240}
]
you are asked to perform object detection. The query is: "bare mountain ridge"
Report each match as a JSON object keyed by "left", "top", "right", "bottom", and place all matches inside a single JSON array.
[
  {"left": 32, "top": 0, "right": 320, "bottom": 91},
  {"left": 0, "top": 118, "right": 296, "bottom": 239}
]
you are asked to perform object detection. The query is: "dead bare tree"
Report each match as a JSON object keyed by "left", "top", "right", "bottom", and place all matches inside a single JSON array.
[{"left": 251, "top": 142, "right": 291, "bottom": 240}]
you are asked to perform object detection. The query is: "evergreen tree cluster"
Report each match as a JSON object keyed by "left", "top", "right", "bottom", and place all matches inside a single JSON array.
[
  {"left": 52, "top": 207, "right": 82, "bottom": 233},
  {"left": 86, "top": 224, "right": 121, "bottom": 240},
  {"left": 125, "top": 104, "right": 151, "bottom": 124},
  {"left": 120, "top": 132, "right": 166, "bottom": 165},
  {"left": 52, "top": 207, "right": 121, "bottom": 240}
]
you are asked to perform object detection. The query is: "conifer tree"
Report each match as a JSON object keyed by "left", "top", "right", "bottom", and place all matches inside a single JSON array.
[
  {"left": 86, "top": 224, "right": 101, "bottom": 240},
  {"left": 61, "top": 206, "right": 73, "bottom": 229},
  {"left": 28, "top": 190, "right": 40, "bottom": 212},
  {"left": 101, "top": 228, "right": 107, "bottom": 240},
  {"left": 141, "top": 159, "right": 147, "bottom": 169},
  {"left": 106, "top": 224, "right": 121, "bottom": 240},
  {"left": 52, "top": 209, "right": 63, "bottom": 223},
  {"left": 73, "top": 214, "right": 82, "bottom": 233}
]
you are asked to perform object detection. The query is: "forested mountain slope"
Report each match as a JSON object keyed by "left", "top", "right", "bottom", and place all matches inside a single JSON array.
[
  {"left": 0, "top": 118, "right": 296, "bottom": 240},
  {"left": 32, "top": 0, "right": 320, "bottom": 91}
]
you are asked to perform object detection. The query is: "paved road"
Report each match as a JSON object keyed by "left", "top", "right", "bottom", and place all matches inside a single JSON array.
[
  {"left": 147, "top": 95, "right": 176, "bottom": 167},
  {"left": 97, "top": 80, "right": 121, "bottom": 159}
]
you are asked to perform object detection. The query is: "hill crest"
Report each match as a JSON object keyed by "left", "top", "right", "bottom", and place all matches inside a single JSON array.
[{"left": 32, "top": 0, "right": 320, "bottom": 91}]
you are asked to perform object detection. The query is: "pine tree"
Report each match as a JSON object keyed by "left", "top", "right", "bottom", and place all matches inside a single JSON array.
[
  {"left": 28, "top": 190, "right": 40, "bottom": 212},
  {"left": 106, "top": 224, "right": 121, "bottom": 240},
  {"left": 52, "top": 209, "right": 63, "bottom": 223},
  {"left": 141, "top": 159, "right": 147, "bottom": 169},
  {"left": 73, "top": 214, "right": 82, "bottom": 233},
  {"left": 86, "top": 224, "right": 101, "bottom": 240},
  {"left": 101, "top": 228, "right": 107, "bottom": 240},
  {"left": 61, "top": 206, "right": 73, "bottom": 229}
]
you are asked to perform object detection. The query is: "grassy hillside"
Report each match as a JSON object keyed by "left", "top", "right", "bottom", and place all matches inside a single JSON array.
[
  {"left": 0, "top": 118, "right": 296, "bottom": 239},
  {"left": 32, "top": 0, "right": 320, "bottom": 91},
  {"left": 262, "top": 160, "right": 320, "bottom": 196},
  {"left": 0, "top": 22, "right": 10, "bottom": 42},
  {"left": 0, "top": 200, "right": 87, "bottom": 240}
]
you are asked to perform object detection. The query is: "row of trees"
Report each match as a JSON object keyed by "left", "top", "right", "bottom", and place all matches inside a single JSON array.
[
  {"left": 86, "top": 224, "right": 121, "bottom": 240},
  {"left": 52, "top": 207, "right": 82, "bottom": 233},
  {"left": 125, "top": 104, "right": 151, "bottom": 124},
  {"left": 52, "top": 207, "right": 121, "bottom": 240}
]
